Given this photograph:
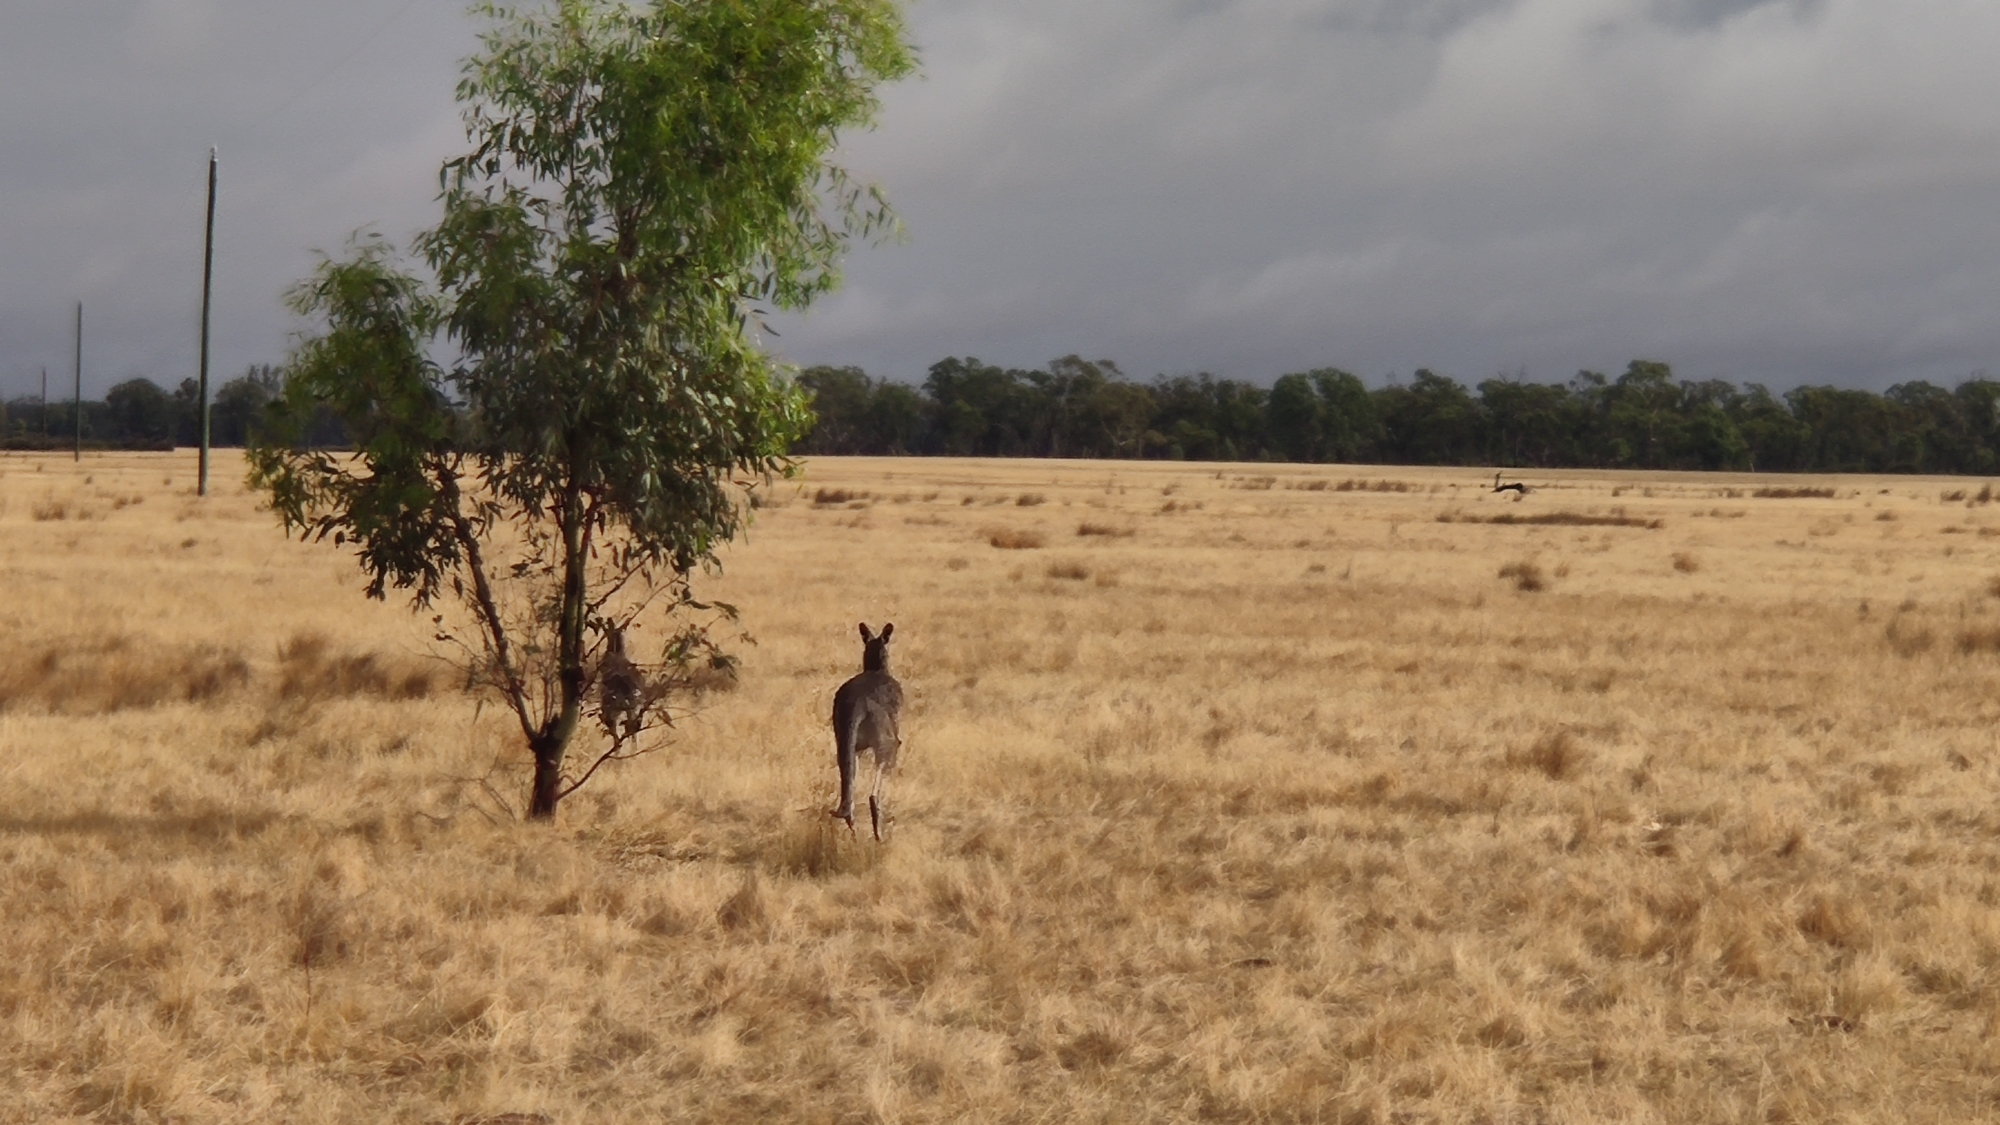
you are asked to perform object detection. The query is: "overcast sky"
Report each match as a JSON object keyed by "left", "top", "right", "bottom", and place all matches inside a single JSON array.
[{"left": 5, "top": 0, "right": 1999, "bottom": 400}]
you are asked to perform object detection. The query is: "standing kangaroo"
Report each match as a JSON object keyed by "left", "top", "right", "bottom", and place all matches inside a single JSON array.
[{"left": 832, "top": 622, "right": 904, "bottom": 841}]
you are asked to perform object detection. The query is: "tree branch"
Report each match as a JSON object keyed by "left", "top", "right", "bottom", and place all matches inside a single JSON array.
[
  {"left": 558, "top": 734, "right": 663, "bottom": 801},
  {"left": 443, "top": 466, "right": 536, "bottom": 737}
]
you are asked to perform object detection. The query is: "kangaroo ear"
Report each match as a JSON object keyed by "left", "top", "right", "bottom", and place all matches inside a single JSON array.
[
  {"left": 880, "top": 623, "right": 894, "bottom": 641},
  {"left": 858, "top": 623, "right": 874, "bottom": 642}
]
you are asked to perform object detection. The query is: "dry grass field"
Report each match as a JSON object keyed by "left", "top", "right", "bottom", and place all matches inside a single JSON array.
[{"left": 6, "top": 451, "right": 2000, "bottom": 1123}]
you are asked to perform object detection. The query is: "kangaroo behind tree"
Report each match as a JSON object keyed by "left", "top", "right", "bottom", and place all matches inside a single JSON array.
[
  {"left": 598, "top": 624, "right": 644, "bottom": 740},
  {"left": 832, "top": 622, "right": 904, "bottom": 841}
]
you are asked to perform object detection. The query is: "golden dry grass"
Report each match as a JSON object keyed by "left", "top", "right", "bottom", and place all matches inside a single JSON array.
[{"left": 6, "top": 452, "right": 2000, "bottom": 1123}]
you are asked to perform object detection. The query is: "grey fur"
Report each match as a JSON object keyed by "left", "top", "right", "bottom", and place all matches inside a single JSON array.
[
  {"left": 832, "top": 622, "right": 904, "bottom": 840},
  {"left": 600, "top": 625, "right": 643, "bottom": 739}
]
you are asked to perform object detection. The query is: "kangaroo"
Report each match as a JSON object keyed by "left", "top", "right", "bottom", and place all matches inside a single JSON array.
[
  {"left": 599, "top": 624, "right": 644, "bottom": 740},
  {"left": 832, "top": 622, "right": 904, "bottom": 841}
]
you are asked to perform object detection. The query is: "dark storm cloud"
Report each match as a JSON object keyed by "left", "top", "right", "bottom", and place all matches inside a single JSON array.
[
  {"left": 0, "top": 1, "right": 472, "bottom": 397},
  {"left": 766, "top": 0, "right": 2000, "bottom": 389},
  {"left": 3, "top": 0, "right": 1996, "bottom": 399}
]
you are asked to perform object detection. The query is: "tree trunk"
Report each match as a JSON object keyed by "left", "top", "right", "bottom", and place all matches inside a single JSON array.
[
  {"left": 528, "top": 738, "right": 566, "bottom": 821},
  {"left": 527, "top": 481, "right": 590, "bottom": 823}
]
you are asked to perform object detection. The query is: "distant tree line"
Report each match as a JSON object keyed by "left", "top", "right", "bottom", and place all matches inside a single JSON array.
[
  {"left": 0, "top": 367, "right": 316, "bottom": 451},
  {"left": 14, "top": 354, "right": 2000, "bottom": 474},
  {"left": 798, "top": 357, "right": 2000, "bottom": 474}
]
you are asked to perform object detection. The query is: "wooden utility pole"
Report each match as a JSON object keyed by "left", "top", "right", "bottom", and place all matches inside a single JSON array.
[
  {"left": 40, "top": 366, "right": 47, "bottom": 438},
  {"left": 198, "top": 148, "right": 218, "bottom": 496},
  {"left": 73, "top": 302, "right": 82, "bottom": 462}
]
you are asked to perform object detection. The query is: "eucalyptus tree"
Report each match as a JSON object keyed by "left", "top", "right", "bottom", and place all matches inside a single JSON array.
[{"left": 252, "top": 0, "right": 914, "bottom": 820}]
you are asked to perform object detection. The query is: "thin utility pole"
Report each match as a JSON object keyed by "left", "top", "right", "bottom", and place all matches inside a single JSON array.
[
  {"left": 40, "top": 366, "right": 47, "bottom": 439},
  {"left": 198, "top": 147, "right": 218, "bottom": 496},
  {"left": 73, "top": 302, "right": 82, "bottom": 462}
]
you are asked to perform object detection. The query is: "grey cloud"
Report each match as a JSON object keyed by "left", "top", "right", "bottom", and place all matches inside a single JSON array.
[
  {"left": 1319, "top": 0, "right": 1519, "bottom": 37},
  {"left": 770, "top": 0, "right": 2000, "bottom": 390},
  {"left": 3, "top": 0, "right": 1996, "bottom": 401},
  {"left": 1648, "top": 0, "right": 1823, "bottom": 32},
  {"left": 0, "top": 1, "right": 471, "bottom": 397}
]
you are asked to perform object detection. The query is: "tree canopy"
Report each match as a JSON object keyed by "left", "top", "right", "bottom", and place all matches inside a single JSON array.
[{"left": 793, "top": 357, "right": 2000, "bottom": 475}]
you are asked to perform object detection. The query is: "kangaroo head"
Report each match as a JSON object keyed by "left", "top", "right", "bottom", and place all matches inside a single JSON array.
[
  {"left": 858, "top": 622, "right": 894, "bottom": 672},
  {"left": 605, "top": 623, "right": 628, "bottom": 656}
]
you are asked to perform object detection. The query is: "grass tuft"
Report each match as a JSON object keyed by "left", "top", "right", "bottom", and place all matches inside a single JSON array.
[
  {"left": 775, "top": 814, "right": 883, "bottom": 878},
  {"left": 1507, "top": 730, "right": 1589, "bottom": 779},
  {"left": 1886, "top": 620, "right": 1936, "bottom": 657},
  {"left": 715, "top": 872, "right": 773, "bottom": 935},
  {"left": 1957, "top": 625, "right": 2000, "bottom": 654},
  {"left": 1798, "top": 893, "right": 1872, "bottom": 950},
  {"left": 1497, "top": 560, "right": 1546, "bottom": 592},
  {"left": 277, "top": 633, "right": 440, "bottom": 702},
  {"left": 988, "top": 529, "right": 1046, "bottom": 550}
]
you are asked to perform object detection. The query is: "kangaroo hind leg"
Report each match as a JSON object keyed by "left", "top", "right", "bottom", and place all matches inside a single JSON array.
[
  {"left": 833, "top": 719, "right": 860, "bottom": 833},
  {"left": 868, "top": 757, "right": 891, "bottom": 842}
]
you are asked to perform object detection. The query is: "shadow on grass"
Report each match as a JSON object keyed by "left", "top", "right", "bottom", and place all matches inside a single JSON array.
[{"left": 0, "top": 806, "right": 286, "bottom": 843}]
